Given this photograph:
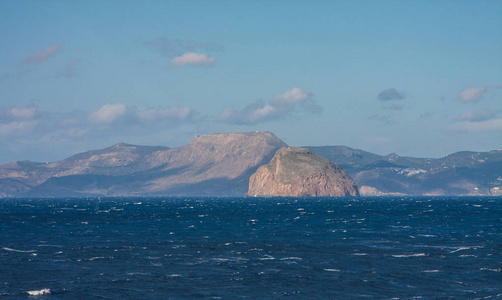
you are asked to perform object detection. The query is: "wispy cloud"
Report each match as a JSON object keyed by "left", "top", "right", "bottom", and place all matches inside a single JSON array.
[
  {"left": 368, "top": 114, "right": 396, "bottom": 125},
  {"left": 218, "top": 87, "right": 321, "bottom": 125},
  {"left": 383, "top": 104, "right": 404, "bottom": 111},
  {"left": 59, "top": 60, "right": 81, "bottom": 78},
  {"left": 377, "top": 88, "right": 406, "bottom": 101},
  {"left": 0, "top": 103, "right": 198, "bottom": 145},
  {"left": 457, "top": 84, "right": 502, "bottom": 103},
  {"left": 0, "top": 104, "right": 41, "bottom": 138},
  {"left": 272, "top": 87, "right": 311, "bottom": 105},
  {"left": 24, "top": 43, "right": 62, "bottom": 63},
  {"left": 146, "top": 38, "right": 224, "bottom": 57},
  {"left": 457, "top": 86, "right": 487, "bottom": 102},
  {"left": 448, "top": 119, "right": 502, "bottom": 132},
  {"left": 455, "top": 109, "right": 495, "bottom": 122},
  {"left": 168, "top": 52, "right": 216, "bottom": 67},
  {"left": 89, "top": 103, "right": 129, "bottom": 124}
]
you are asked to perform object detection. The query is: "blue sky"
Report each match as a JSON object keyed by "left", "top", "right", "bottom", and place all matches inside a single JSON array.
[{"left": 1, "top": 0, "right": 501, "bottom": 163}]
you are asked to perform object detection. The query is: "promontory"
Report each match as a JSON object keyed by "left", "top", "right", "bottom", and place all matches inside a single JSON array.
[{"left": 247, "top": 147, "right": 359, "bottom": 197}]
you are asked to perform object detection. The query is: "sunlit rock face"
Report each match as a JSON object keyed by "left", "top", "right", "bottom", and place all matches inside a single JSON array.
[{"left": 247, "top": 147, "right": 359, "bottom": 197}]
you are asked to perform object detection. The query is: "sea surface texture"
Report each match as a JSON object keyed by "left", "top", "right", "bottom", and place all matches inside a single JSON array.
[{"left": 1, "top": 197, "right": 501, "bottom": 299}]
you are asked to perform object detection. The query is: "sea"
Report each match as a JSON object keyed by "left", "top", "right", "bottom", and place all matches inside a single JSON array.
[{"left": 0, "top": 196, "right": 501, "bottom": 299}]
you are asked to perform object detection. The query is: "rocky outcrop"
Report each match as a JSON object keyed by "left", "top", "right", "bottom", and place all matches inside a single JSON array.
[{"left": 247, "top": 147, "right": 359, "bottom": 197}]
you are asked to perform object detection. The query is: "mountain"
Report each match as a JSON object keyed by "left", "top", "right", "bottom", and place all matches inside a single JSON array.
[
  {"left": 308, "top": 146, "right": 502, "bottom": 196},
  {"left": 1, "top": 132, "right": 500, "bottom": 197},
  {"left": 0, "top": 132, "right": 286, "bottom": 197},
  {"left": 247, "top": 147, "right": 359, "bottom": 197}
]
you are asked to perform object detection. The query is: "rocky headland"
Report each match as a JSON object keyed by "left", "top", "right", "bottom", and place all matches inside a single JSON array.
[{"left": 247, "top": 147, "right": 359, "bottom": 197}]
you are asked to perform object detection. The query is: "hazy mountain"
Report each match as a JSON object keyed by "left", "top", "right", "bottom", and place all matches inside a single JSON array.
[
  {"left": 0, "top": 132, "right": 500, "bottom": 197},
  {"left": 308, "top": 146, "right": 502, "bottom": 196},
  {"left": 0, "top": 132, "right": 286, "bottom": 197}
]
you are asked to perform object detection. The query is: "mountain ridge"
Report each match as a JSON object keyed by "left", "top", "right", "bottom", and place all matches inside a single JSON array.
[{"left": 0, "top": 132, "right": 501, "bottom": 197}]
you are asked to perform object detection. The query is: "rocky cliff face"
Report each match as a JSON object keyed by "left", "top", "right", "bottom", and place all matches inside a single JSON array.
[{"left": 247, "top": 147, "right": 359, "bottom": 197}]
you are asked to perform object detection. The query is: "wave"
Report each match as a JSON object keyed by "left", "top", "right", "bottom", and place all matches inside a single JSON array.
[
  {"left": 26, "top": 288, "right": 50, "bottom": 296},
  {"left": 1, "top": 247, "right": 36, "bottom": 253},
  {"left": 392, "top": 253, "right": 426, "bottom": 258}
]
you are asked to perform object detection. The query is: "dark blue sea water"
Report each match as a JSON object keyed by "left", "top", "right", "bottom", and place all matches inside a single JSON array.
[{"left": 1, "top": 197, "right": 501, "bottom": 299}]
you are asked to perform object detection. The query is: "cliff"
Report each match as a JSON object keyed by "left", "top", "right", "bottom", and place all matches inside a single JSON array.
[{"left": 247, "top": 147, "right": 359, "bottom": 197}]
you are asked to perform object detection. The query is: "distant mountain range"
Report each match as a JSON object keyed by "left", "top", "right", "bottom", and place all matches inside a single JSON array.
[
  {"left": 0, "top": 131, "right": 501, "bottom": 197},
  {"left": 308, "top": 146, "right": 502, "bottom": 196}
]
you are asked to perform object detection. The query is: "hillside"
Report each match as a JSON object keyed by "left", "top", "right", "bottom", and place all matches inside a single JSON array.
[
  {"left": 0, "top": 132, "right": 286, "bottom": 197},
  {"left": 308, "top": 146, "right": 502, "bottom": 196},
  {"left": 0, "top": 132, "right": 500, "bottom": 197}
]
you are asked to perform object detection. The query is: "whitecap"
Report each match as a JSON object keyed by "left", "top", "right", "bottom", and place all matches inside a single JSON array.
[
  {"left": 258, "top": 255, "right": 275, "bottom": 260},
  {"left": 449, "top": 246, "right": 480, "bottom": 253},
  {"left": 211, "top": 258, "right": 230, "bottom": 262},
  {"left": 392, "top": 253, "right": 426, "bottom": 258},
  {"left": 324, "top": 268, "right": 341, "bottom": 272},
  {"left": 480, "top": 268, "right": 501, "bottom": 272},
  {"left": 352, "top": 253, "right": 368, "bottom": 256},
  {"left": 26, "top": 288, "right": 50, "bottom": 296},
  {"left": 2, "top": 247, "right": 36, "bottom": 253},
  {"left": 422, "top": 270, "right": 440, "bottom": 273},
  {"left": 88, "top": 256, "right": 105, "bottom": 261},
  {"left": 126, "top": 272, "right": 151, "bottom": 276},
  {"left": 280, "top": 257, "right": 302, "bottom": 261}
]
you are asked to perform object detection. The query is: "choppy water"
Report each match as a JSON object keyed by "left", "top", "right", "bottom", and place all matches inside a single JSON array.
[{"left": 1, "top": 197, "right": 501, "bottom": 299}]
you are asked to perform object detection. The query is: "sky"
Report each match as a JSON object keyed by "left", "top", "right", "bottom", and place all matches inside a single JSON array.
[{"left": 0, "top": 0, "right": 501, "bottom": 163}]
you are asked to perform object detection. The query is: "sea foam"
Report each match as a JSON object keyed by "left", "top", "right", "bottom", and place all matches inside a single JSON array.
[{"left": 26, "top": 288, "right": 50, "bottom": 296}]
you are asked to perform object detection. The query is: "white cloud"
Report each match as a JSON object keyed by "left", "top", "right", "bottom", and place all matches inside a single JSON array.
[
  {"left": 137, "top": 106, "right": 194, "bottom": 122},
  {"left": 457, "top": 86, "right": 487, "bottom": 102},
  {"left": 24, "top": 43, "right": 62, "bottom": 63},
  {"left": 272, "top": 87, "right": 310, "bottom": 105},
  {"left": 448, "top": 119, "right": 502, "bottom": 132},
  {"left": 456, "top": 109, "right": 495, "bottom": 122},
  {"left": 7, "top": 104, "right": 37, "bottom": 120},
  {"left": 89, "top": 103, "right": 196, "bottom": 128},
  {"left": 89, "top": 103, "right": 128, "bottom": 124},
  {"left": 147, "top": 38, "right": 224, "bottom": 57},
  {"left": 169, "top": 52, "right": 216, "bottom": 67},
  {"left": 249, "top": 104, "right": 277, "bottom": 122},
  {"left": 218, "top": 87, "right": 320, "bottom": 125},
  {"left": 0, "top": 121, "right": 38, "bottom": 137}
]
